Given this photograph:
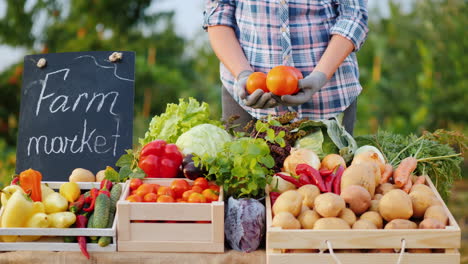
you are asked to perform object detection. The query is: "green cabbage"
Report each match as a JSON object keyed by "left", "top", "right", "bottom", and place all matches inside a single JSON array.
[
  {"left": 140, "top": 98, "right": 222, "bottom": 145},
  {"left": 176, "top": 124, "right": 232, "bottom": 158}
]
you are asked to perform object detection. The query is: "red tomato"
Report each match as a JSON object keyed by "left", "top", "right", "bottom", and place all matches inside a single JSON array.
[
  {"left": 126, "top": 194, "right": 143, "bottom": 203},
  {"left": 129, "top": 178, "right": 143, "bottom": 191},
  {"left": 208, "top": 184, "right": 220, "bottom": 194},
  {"left": 182, "top": 190, "right": 196, "bottom": 201},
  {"left": 193, "top": 177, "right": 209, "bottom": 190},
  {"left": 266, "top": 65, "right": 300, "bottom": 96},
  {"left": 187, "top": 192, "right": 207, "bottom": 203},
  {"left": 246, "top": 72, "right": 268, "bottom": 94},
  {"left": 135, "top": 183, "right": 153, "bottom": 197},
  {"left": 150, "top": 184, "right": 160, "bottom": 193},
  {"left": 191, "top": 185, "right": 203, "bottom": 194},
  {"left": 143, "top": 192, "right": 158, "bottom": 202},
  {"left": 170, "top": 179, "right": 190, "bottom": 198},
  {"left": 157, "top": 186, "right": 175, "bottom": 198},
  {"left": 157, "top": 195, "right": 175, "bottom": 203},
  {"left": 202, "top": 189, "right": 219, "bottom": 203}
]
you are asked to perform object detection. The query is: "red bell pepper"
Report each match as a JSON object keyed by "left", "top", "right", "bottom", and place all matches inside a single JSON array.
[
  {"left": 83, "top": 188, "right": 99, "bottom": 212},
  {"left": 100, "top": 179, "right": 113, "bottom": 192},
  {"left": 269, "top": 192, "right": 280, "bottom": 206},
  {"left": 19, "top": 169, "right": 42, "bottom": 202},
  {"left": 332, "top": 165, "right": 345, "bottom": 195},
  {"left": 76, "top": 215, "right": 90, "bottom": 259},
  {"left": 138, "top": 140, "right": 183, "bottom": 178},
  {"left": 11, "top": 176, "right": 19, "bottom": 185},
  {"left": 69, "top": 194, "right": 85, "bottom": 214},
  {"left": 296, "top": 164, "right": 327, "bottom": 192}
]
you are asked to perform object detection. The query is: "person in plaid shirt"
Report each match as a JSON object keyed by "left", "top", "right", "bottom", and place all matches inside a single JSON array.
[{"left": 203, "top": 0, "right": 368, "bottom": 134}]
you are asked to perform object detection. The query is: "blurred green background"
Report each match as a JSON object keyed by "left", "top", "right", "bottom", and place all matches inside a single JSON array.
[{"left": 0, "top": 0, "right": 466, "bottom": 261}]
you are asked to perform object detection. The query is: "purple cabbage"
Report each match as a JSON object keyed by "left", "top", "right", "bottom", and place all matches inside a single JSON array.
[{"left": 225, "top": 197, "right": 265, "bottom": 252}]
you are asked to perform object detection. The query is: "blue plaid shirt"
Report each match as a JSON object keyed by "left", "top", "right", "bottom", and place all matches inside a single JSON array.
[{"left": 204, "top": 0, "right": 368, "bottom": 120}]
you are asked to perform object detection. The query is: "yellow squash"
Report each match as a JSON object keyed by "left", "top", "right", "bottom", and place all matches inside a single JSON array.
[
  {"left": 48, "top": 212, "right": 76, "bottom": 228},
  {"left": 43, "top": 193, "right": 68, "bottom": 214},
  {"left": 18, "top": 213, "right": 49, "bottom": 242}
]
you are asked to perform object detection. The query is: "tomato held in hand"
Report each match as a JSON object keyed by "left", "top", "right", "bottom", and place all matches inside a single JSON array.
[
  {"left": 187, "top": 192, "right": 207, "bottom": 203},
  {"left": 286, "top": 66, "right": 304, "bottom": 79},
  {"left": 202, "top": 189, "right": 219, "bottom": 203},
  {"left": 193, "top": 177, "right": 209, "bottom": 190},
  {"left": 170, "top": 179, "right": 190, "bottom": 199},
  {"left": 143, "top": 192, "right": 158, "bottom": 202},
  {"left": 129, "top": 178, "right": 143, "bottom": 191},
  {"left": 246, "top": 72, "right": 268, "bottom": 94},
  {"left": 266, "top": 65, "right": 301, "bottom": 96}
]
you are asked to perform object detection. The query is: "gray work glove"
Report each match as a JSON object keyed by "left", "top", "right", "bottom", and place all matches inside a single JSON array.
[
  {"left": 235, "top": 70, "right": 278, "bottom": 109},
  {"left": 276, "top": 71, "right": 328, "bottom": 107}
]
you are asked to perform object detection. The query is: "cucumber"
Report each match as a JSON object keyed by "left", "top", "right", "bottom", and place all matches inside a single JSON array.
[
  {"left": 63, "top": 236, "right": 76, "bottom": 243},
  {"left": 87, "top": 213, "right": 98, "bottom": 243},
  {"left": 93, "top": 194, "right": 110, "bottom": 228},
  {"left": 98, "top": 184, "right": 122, "bottom": 247}
]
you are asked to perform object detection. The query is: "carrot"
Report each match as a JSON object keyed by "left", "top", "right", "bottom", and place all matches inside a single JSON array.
[
  {"left": 380, "top": 164, "right": 394, "bottom": 184},
  {"left": 402, "top": 177, "right": 413, "bottom": 193},
  {"left": 414, "top": 175, "right": 426, "bottom": 185},
  {"left": 394, "top": 157, "right": 418, "bottom": 188}
]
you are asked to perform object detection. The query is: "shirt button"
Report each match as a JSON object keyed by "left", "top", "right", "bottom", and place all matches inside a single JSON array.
[
  {"left": 281, "top": 27, "right": 287, "bottom": 33},
  {"left": 280, "top": 0, "right": 286, "bottom": 4}
]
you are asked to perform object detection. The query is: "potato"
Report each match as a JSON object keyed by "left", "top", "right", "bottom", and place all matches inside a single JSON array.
[
  {"left": 301, "top": 204, "right": 310, "bottom": 214},
  {"left": 384, "top": 219, "right": 418, "bottom": 229},
  {"left": 314, "top": 193, "right": 345, "bottom": 217},
  {"left": 379, "top": 189, "right": 413, "bottom": 221},
  {"left": 375, "top": 183, "right": 396, "bottom": 195},
  {"left": 352, "top": 219, "right": 377, "bottom": 229},
  {"left": 273, "top": 190, "right": 304, "bottom": 217},
  {"left": 424, "top": 205, "right": 448, "bottom": 225},
  {"left": 297, "top": 185, "right": 320, "bottom": 208},
  {"left": 95, "top": 170, "right": 106, "bottom": 182},
  {"left": 409, "top": 184, "right": 436, "bottom": 218},
  {"left": 69, "top": 168, "right": 95, "bottom": 182},
  {"left": 298, "top": 210, "right": 321, "bottom": 229},
  {"left": 408, "top": 249, "right": 432, "bottom": 253},
  {"left": 272, "top": 212, "right": 301, "bottom": 229},
  {"left": 373, "top": 194, "right": 383, "bottom": 200},
  {"left": 352, "top": 151, "right": 386, "bottom": 175},
  {"left": 338, "top": 208, "right": 356, "bottom": 226},
  {"left": 340, "top": 185, "right": 371, "bottom": 215},
  {"left": 360, "top": 211, "right": 383, "bottom": 229},
  {"left": 341, "top": 163, "right": 376, "bottom": 197},
  {"left": 369, "top": 200, "right": 379, "bottom": 212},
  {"left": 313, "top": 217, "right": 350, "bottom": 230},
  {"left": 419, "top": 218, "right": 446, "bottom": 229}
]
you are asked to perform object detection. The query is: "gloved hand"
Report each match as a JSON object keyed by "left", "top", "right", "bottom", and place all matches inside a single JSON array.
[
  {"left": 276, "top": 71, "right": 328, "bottom": 106},
  {"left": 235, "top": 70, "right": 278, "bottom": 109}
]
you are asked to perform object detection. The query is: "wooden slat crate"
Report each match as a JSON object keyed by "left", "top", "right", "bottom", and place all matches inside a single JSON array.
[
  {"left": 266, "top": 176, "right": 461, "bottom": 264},
  {"left": 117, "top": 178, "right": 224, "bottom": 253},
  {"left": 0, "top": 181, "right": 123, "bottom": 252}
]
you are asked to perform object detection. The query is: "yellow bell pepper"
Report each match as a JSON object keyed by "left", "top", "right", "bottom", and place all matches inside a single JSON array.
[
  {"left": 0, "top": 191, "right": 34, "bottom": 242},
  {"left": 18, "top": 212, "right": 49, "bottom": 242},
  {"left": 48, "top": 212, "right": 76, "bottom": 228},
  {"left": 59, "top": 182, "right": 80, "bottom": 203},
  {"left": 32, "top": 201, "right": 45, "bottom": 214},
  {"left": 41, "top": 183, "right": 55, "bottom": 201},
  {"left": 43, "top": 193, "right": 68, "bottom": 214},
  {"left": 1, "top": 185, "right": 25, "bottom": 207}
]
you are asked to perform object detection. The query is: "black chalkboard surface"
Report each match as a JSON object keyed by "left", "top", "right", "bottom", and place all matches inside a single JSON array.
[{"left": 16, "top": 51, "right": 135, "bottom": 181}]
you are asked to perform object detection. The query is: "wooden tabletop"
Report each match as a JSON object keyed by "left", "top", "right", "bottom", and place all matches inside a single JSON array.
[{"left": 0, "top": 249, "right": 266, "bottom": 264}]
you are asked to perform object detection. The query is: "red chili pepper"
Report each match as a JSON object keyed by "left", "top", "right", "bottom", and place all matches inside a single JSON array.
[
  {"left": 269, "top": 192, "right": 280, "bottom": 206},
  {"left": 76, "top": 215, "right": 90, "bottom": 259},
  {"left": 296, "top": 164, "right": 327, "bottom": 192},
  {"left": 83, "top": 188, "right": 99, "bottom": 212},
  {"left": 299, "top": 173, "right": 312, "bottom": 186},
  {"left": 332, "top": 165, "right": 345, "bottom": 195},
  {"left": 100, "top": 179, "right": 113, "bottom": 192},
  {"left": 319, "top": 168, "right": 334, "bottom": 177},
  {"left": 138, "top": 140, "right": 183, "bottom": 178},
  {"left": 11, "top": 176, "right": 19, "bottom": 185},
  {"left": 324, "top": 174, "right": 334, "bottom": 193},
  {"left": 69, "top": 194, "right": 85, "bottom": 214},
  {"left": 98, "top": 188, "right": 111, "bottom": 198},
  {"left": 275, "top": 172, "right": 302, "bottom": 188}
]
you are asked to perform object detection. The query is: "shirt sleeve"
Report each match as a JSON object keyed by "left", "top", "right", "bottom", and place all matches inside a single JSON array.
[
  {"left": 330, "top": 0, "right": 369, "bottom": 51},
  {"left": 203, "top": 0, "right": 236, "bottom": 31}
]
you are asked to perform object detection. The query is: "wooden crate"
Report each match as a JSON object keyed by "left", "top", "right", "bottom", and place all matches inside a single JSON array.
[
  {"left": 117, "top": 178, "right": 224, "bottom": 253},
  {"left": 0, "top": 181, "right": 123, "bottom": 252},
  {"left": 266, "top": 176, "right": 461, "bottom": 264}
]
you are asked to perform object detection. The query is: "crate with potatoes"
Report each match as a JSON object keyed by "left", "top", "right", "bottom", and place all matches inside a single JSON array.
[{"left": 265, "top": 132, "right": 462, "bottom": 264}]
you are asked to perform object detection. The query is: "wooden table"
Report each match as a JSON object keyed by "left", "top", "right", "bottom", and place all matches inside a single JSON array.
[{"left": 0, "top": 250, "right": 266, "bottom": 264}]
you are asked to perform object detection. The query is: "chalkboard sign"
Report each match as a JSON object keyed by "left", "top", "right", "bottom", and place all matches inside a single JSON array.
[{"left": 16, "top": 51, "right": 135, "bottom": 181}]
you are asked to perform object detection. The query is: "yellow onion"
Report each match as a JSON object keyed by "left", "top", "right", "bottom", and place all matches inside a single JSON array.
[{"left": 283, "top": 148, "right": 320, "bottom": 176}]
